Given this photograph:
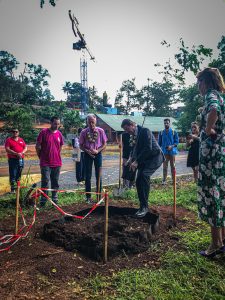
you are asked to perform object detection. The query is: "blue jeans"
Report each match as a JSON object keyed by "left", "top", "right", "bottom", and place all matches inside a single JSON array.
[
  {"left": 8, "top": 158, "right": 24, "bottom": 192},
  {"left": 84, "top": 152, "right": 102, "bottom": 200},
  {"left": 40, "top": 166, "right": 61, "bottom": 205}
]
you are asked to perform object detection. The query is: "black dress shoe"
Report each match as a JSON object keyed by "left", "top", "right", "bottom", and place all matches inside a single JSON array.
[{"left": 135, "top": 207, "right": 149, "bottom": 218}]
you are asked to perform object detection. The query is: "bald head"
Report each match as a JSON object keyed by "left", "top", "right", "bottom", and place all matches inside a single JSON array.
[{"left": 87, "top": 114, "right": 97, "bottom": 131}]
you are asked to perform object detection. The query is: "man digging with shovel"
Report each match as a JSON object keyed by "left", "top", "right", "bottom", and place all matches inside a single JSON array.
[{"left": 121, "top": 119, "right": 164, "bottom": 218}]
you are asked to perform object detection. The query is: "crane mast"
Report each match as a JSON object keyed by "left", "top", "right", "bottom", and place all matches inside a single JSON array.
[{"left": 68, "top": 10, "right": 95, "bottom": 114}]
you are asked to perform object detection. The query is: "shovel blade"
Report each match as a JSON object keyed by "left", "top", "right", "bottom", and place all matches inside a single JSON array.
[{"left": 113, "top": 187, "right": 127, "bottom": 197}]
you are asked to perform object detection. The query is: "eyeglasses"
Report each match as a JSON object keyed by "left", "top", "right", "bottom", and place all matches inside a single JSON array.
[{"left": 12, "top": 130, "right": 19, "bottom": 133}]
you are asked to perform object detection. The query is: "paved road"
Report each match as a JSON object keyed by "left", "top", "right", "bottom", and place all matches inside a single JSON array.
[{"left": 0, "top": 153, "right": 191, "bottom": 189}]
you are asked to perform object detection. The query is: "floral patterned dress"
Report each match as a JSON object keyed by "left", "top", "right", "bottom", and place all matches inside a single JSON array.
[{"left": 198, "top": 89, "right": 225, "bottom": 227}]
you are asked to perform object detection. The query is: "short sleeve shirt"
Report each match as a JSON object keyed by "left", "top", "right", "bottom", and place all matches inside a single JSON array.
[
  {"left": 5, "top": 137, "right": 26, "bottom": 159},
  {"left": 200, "top": 90, "right": 225, "bottom": 141},
  {"left": 79, "top": 127, "right": 107, "bottom": 151},
  {"left": 36, "top": 128, "right": 64, "bottom": 167}
]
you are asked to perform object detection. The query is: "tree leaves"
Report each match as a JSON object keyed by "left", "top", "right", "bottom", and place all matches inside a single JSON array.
[{"left": 40, "top": 0, "right": 56, "bottom": 8}]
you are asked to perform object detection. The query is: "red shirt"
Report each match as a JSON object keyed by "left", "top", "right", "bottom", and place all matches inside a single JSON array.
[
  {"left": 36, "top": 128, "right": 64, "bottom": 167},
  {"left": 5, "top": 137, "right": 26, "bottom": 159}
]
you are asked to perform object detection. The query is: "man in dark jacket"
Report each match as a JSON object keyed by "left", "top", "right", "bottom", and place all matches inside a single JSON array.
[
  {"left": 121, "top": 132, "right": 136, "bottom": 187},
  {"left": 121, "top": 119, "right": 164, "bottom": 217}
]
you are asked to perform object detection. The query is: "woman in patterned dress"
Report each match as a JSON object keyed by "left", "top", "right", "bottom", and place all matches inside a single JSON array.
[{"left": 196, "top": 68, "right": 225, "bottom": 257}]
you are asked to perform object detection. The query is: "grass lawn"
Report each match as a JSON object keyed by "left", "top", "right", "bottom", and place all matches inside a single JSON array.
[
  {"left": 0, "top": 178, "right": 224, "bottom": 299},
  {"left": 0, "top": 173, "right": 41, "bottom": 195}
]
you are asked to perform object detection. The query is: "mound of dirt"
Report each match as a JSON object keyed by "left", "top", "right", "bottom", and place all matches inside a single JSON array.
[{"left": 42, "top": 206, "right": 160, "bottom": 261}]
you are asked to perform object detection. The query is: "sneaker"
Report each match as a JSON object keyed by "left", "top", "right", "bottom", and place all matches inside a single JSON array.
[
  {"left": 86, "top": 198, "right": 93, "bottom": 204},
  {"left": 162, "top": 181, "right": 166, "bottom": 185},
  {"left": 135, "top": 207, "right": 149, "bottom": 218}
]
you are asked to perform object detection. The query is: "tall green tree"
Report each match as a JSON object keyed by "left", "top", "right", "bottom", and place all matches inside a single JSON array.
[
  {"left": 155, "top": 38, "right": 213, "bottom": 83},
  {"left": 156, "top": 36, "right": 225, "bottom": 133},
  {"left": 176, "top": 84, "right": 203, "bottom": 134},
  {"left": 88, "top": 86, "right": 102, "bottom": 110},
  {"left": 62, "top": 110, "right": 82, "bottom": 134},
  {"left": 1, "top": 106, "right": 38, "bottom": 143},
  {"left": 115, "top": 79, "right": 137, "bottom": 114},
  {"left": 209, "top": 36, "right": 225, "bottom": 79},
  {"left": 62, "top": 81, "right": 83, "bottom": 108},
  {"left": 137, "top": 80, "right": 177, "bottom": 116},
  {"left": 114, "top": 91, "right": 125, "bottom": 114},
  {"left": 0, "top": 51, "right": 19, "bottom": 78},
  {"left": 0, "top": 51, "right": 53, "bottom": 105}
]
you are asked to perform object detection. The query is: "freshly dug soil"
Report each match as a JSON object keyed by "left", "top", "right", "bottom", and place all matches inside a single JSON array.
[
  {"left": 0, "top": 201, "right": 196, "bottom": 299},
  {"left": 42, "top": 206, "right": 160, "bottom": 261}
]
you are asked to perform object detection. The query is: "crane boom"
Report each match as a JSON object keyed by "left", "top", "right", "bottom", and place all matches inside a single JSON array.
[{"left": 68, "top": 10, "right": 95, "bottom": 61}]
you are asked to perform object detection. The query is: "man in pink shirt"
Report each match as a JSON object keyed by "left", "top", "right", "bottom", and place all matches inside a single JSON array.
[
  {"left": 36, "top": 116, "right": 64, "bottom": 207},
  {"left": 79, "top": 114, "right": 107, "bottom": 202},
  {"left": 5, "top": 128, "right": 27, "bottom": 193}
]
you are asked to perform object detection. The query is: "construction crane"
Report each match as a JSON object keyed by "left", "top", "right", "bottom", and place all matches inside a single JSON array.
[{"left": 68, "top": 10, "right": 95, "bottom": 114}]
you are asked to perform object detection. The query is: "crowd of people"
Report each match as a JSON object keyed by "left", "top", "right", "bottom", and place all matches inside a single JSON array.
[{"left": 4, "top": 67, "right": 225, "bottom": 258}]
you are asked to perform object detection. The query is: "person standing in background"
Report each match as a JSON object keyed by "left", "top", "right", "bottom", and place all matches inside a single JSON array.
[
  {"left": 36, "top": 116, "right": 64, "bottom": 207},
  {"left": 158, "top": 118, "right": 179, "bottom": 184},
  {"left": 73, "top": 127, "right": 85, "bottom": 183},
  {"left": 5, "top": 128, "right": 27, "bottom": 193},
  {"left": 79, "top": 114, "right": 107, "bottom": 203},
  {"left": 186, "top": 122, "right": 200, "bottom": 182}
]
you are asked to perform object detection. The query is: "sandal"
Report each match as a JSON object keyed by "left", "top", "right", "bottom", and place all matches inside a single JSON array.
[{"left": 199, "top": 245, "right": 225, "bottom": 258}]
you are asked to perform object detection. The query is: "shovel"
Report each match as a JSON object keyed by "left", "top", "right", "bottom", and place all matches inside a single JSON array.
[{"left": 113, "top": 134, "right": 127, "bottom": 197}]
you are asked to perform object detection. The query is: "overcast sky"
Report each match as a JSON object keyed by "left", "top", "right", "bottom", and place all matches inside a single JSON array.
[{"left": 0, "top": 0, "right": 225, "bottom": 104}]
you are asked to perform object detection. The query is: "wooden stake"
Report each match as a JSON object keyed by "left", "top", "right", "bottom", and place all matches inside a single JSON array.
[
  {"left": 119, "top": 134, "right": 123, "bottom": 189},
  {"left": 103, "top": 190, "right": 109, "bottom": 263},
  {"left": 173, "top": 168, "right": 177, "bottom": 220},
  {"left": 15, "top": 180, "right": 20, "bottom": 234}
]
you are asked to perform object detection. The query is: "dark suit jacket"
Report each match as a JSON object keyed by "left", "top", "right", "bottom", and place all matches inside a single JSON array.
[
  {"left": 122, "top": 132, "right": 132, "bottom": 160},
  {"left": 133, "top": 125, "right": 164, "bottom": 171}
]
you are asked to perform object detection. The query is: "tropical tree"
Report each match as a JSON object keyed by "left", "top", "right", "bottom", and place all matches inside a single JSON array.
[
  {"left": 209, "top": 36, "right": 225, "bottom": 79},
  {"left": 176, "top": 84, "right": 203, "bottom": 134},
  {"left": 0, "top": 51, "right": 53, "bottom": 105},
  {"left": 88, "top": 86, "right": 102, "bottom": 110},
  {"left": 0, "top": 51, "right": 19, "bottom": 78},
  {"left": 154, "top": 39, "right": 213, "bottom": 84},
  {"left": 155, "top": 36, "right": 225, "bottom": 133},
  {"left": 114, "top": 91, "right": 125, "bottom": 114},
  {"left": 148, "top": 80, "right": 177, "bottom": 116},
  {"left": 1, "top": 106, "right": 38, "bottom": 143},
  {"left": 114, "top": 79, "right": 137, "bottom": 114},
  {"left": 62, "top": 81, "right": 83, "bottom": 108},
  {"left": 62, "top": 110, "right": 82, "bottom": 134}
]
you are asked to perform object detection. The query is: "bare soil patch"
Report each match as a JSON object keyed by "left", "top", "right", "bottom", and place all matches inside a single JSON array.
[{"left": 0, "top": 201, "right": 196, "bottom": 299}]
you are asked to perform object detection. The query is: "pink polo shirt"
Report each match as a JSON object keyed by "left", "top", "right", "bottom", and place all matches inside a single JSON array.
[
  {"left": 79, "top": 127, "right": 107, "bottom": 151},
  {"left": 37, "top": 128, "right": 64, "bottom": 167}
]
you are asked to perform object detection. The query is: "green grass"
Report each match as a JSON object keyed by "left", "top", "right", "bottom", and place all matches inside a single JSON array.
[
  {"left": 69, "top": 226, "right": 225, "bottom": 300},
  {"left": 0, "top": 177, "right": 197, "bottom": 219},
  {"left": 115, "top": 180, "right": 197, "bottom": 211}
]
